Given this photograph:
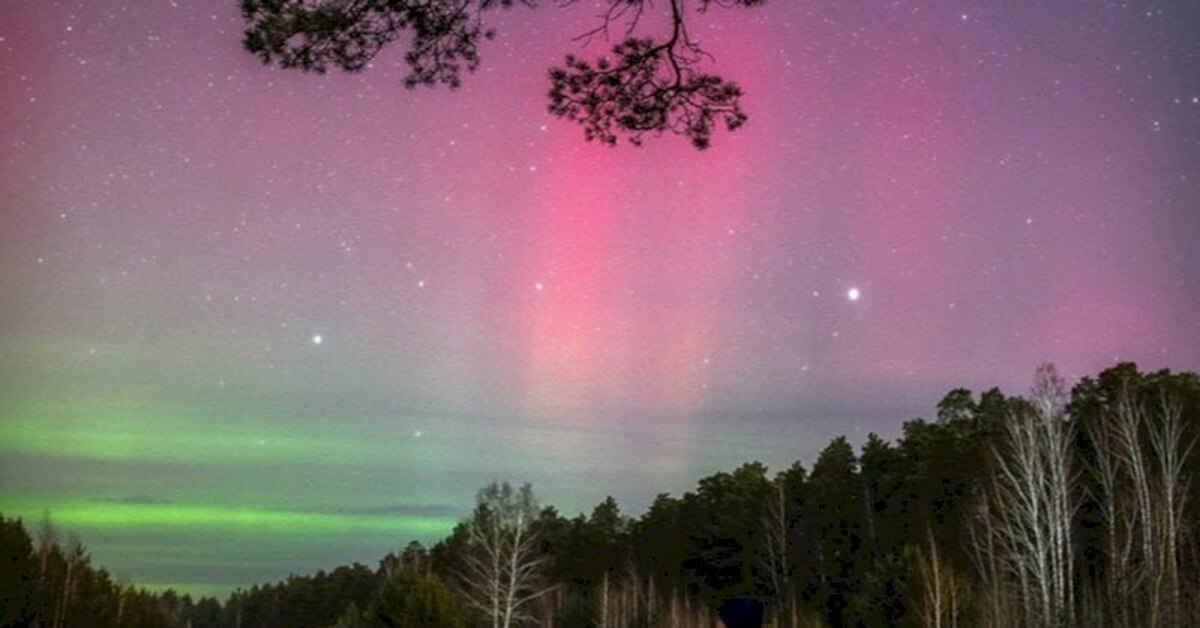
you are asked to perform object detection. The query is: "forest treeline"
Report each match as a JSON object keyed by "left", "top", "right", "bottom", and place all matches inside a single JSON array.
[{"left": 2, "top": 362, "right": 1198, "bottom": 627}]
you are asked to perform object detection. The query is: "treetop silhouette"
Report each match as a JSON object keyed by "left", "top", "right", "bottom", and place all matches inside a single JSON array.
[{"left": 239, "top": 0, "right": 766, "bottom": 149}]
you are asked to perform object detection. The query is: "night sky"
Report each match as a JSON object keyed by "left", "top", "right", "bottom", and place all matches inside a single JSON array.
[{"left": 2, "top": 0, "right": 1199, "bottom": 598}]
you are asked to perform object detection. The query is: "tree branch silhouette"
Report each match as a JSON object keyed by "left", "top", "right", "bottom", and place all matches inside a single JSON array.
[
  {"left": 240, "top": 0, "right": 765, "bottom": 149},
  {"left": 240, "top": 0, "right": 537, "bottom": 89},
  {"left": 549, "top": 0, "right": 756, "bottom": 150}
]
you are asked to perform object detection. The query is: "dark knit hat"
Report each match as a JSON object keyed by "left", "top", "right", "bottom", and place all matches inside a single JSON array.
[{"left": 717, "top": 597, "right": 763, "bottom": 628}]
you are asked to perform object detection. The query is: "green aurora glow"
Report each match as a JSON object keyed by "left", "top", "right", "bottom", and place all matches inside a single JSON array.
[{"left": 0, "top": 396, "right": 463, "bottom": 595}]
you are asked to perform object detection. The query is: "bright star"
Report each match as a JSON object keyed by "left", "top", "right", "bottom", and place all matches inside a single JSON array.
[
  {"left": 847, "top": 288, "right": 861, "bottom": 301},
  {"left": 311, "top": 334, "right": 323, "bottom": 345}
]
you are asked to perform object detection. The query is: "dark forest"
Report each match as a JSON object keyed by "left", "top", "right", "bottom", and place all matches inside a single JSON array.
[{"left": 4, "top": 362, "right": 1198, "bottom": 627}]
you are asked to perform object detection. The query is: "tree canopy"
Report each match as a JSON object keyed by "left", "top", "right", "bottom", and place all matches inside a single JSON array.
[{"left": 239, "top": 0, "right": 767, "bottom": 149}]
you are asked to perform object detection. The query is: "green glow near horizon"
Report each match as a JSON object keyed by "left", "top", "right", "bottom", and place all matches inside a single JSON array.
[
  {"left": 1, "top": 497, "right": 456, "bottom": 538},
  {"left": 0, "top": 398, "right": 392, "bottom": 465},
  {"left": 0, "top": 388, "right": 468, "bottom": 597},
  {"left": 0, "top": 495, "right": 459, "bottom": 597}
]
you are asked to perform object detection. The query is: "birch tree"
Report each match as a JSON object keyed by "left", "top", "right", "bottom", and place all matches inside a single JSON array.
[
  {"left": 1146, "top": 391, "right": 1192, "bottom": 627},
  {"left": 1100, "top": 384, "right": 1197, "bottom": 627},
  {"left": 917, "top": 528, "right": 962, "bottom": 628},
  {"left": 762, "top": 463, "right": 805, "bottom": 628},
  {"left": 762, "top": 475, "right": 790, "bottom": 627},
  {"left": 457, "top": 481, "right": 553, "bottom": 628},
  {"left": 982, "top": 363, "right": 1077, "bottom": 628},
  {"left": 1082, "top": 405, "right": 1135, "bottom": 627}
]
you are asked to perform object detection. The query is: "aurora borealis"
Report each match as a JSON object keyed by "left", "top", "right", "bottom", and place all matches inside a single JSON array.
[{"left": 2, "top": 0, "right": 1199, "bottom": 598}]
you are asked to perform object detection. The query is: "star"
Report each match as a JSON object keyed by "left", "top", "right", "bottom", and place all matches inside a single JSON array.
[
  {"left": 311, "top": 334, "right": 323, "bottom": 345},
  {"left": 847, "top": 288, "right": 861, "bottom": 301}
]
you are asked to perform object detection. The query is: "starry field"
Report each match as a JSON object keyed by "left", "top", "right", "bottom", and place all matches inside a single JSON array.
[{"left": 2, "top": 0, "right": 1199, "bottom": 597}]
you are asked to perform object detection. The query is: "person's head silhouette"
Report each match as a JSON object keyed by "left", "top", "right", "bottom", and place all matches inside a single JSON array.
[{"left": 717, "top": 597, "right": 763, "bottom": 628}]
